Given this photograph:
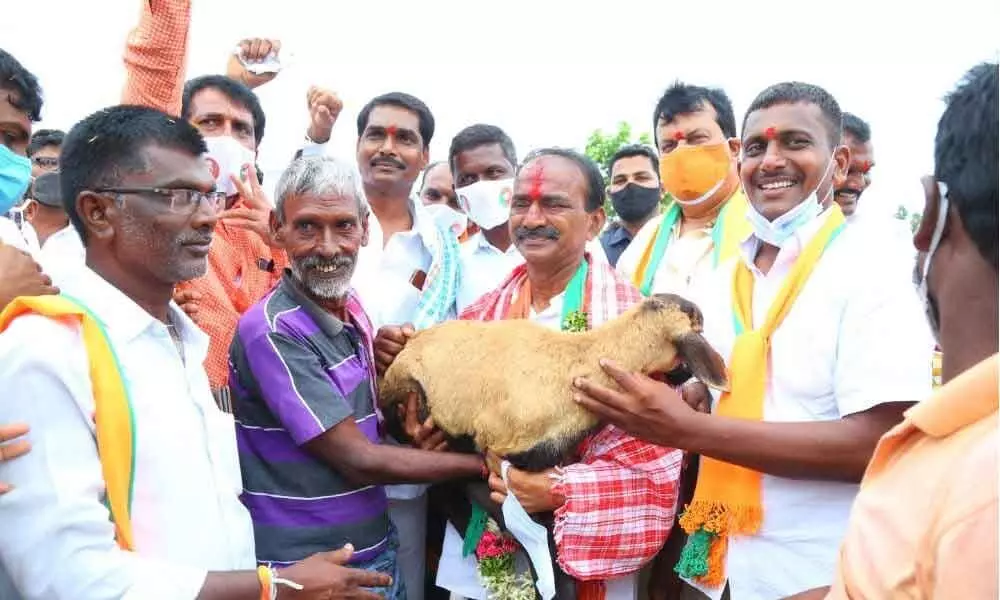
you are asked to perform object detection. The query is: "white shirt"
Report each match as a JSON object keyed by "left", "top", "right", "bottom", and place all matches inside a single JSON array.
[
  {"left": 456, "top": 232, "right": 523, "bottom": 313},
  {"left": 39, "top": 224, "right": 85, "bottom": 279},
  {"left": 616, "top": 212, "right": 717, "bottom": 295},
  {"left": 0, "top": 267, "right": 256, "bottom": 600},
  {"left": 685, "top": 209, "right": 935, "bottom": 600},
  {"left": 0, "top": 215, "right": 38, "bottom": 254}
]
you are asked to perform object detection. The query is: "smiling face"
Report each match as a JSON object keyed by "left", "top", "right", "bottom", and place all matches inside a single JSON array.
[
  {"left": 740, "top": 102, "right": 849, "bottom": 220},
  {"left": 834, "top": 132, "right": 875, "bottom": 216},
  {"left": 273, "top": 191, "right": 369, "bottom": 301},
  {"left": 509, "top": 154, "right": 602, "bottom": 270},
  {"left": 356, "top": 105, "right": 429, "bottom": 193},
  {"left": 80, "top": 145, "right": 220, "bottom": 286}
]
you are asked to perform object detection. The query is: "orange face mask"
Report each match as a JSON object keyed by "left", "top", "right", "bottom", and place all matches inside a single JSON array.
[{"left": 659, "top": 142, "right": 732, "bottom": 205}]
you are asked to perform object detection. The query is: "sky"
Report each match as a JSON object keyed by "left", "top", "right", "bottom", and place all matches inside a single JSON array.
[{"left": 5, "top": 0, "right": 999, "bottom": 226}]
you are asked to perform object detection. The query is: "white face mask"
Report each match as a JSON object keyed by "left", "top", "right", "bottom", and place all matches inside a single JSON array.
[
  {"left": 456, "top": 177, "right": 514, "bottom": 231},
  {"left": 744, "top": 156, "right": 836, "bottom": 247},
  {"left": 423, "top": 202, "right": 469, "bottom": 238},
  {"left": 203, "top": 135, "right": 256, "bottom": 197}
]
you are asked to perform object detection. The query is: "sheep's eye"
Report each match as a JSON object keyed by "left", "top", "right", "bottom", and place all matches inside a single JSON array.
[{"left": 663, "top": 363, "right": 692, "bottom": 387}]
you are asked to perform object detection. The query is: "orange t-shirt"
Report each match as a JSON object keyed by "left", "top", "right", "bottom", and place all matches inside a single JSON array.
[
  {"left": 827, "top": 354, "right": 998, "bottom": 599},
  {"left": 176, "top": 218, "right": 287, "bottom": 390}
]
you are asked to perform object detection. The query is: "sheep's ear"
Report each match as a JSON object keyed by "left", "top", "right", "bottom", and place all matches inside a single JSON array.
[{"left": 675, "top": 332, "right": 729, "bottom": 391}]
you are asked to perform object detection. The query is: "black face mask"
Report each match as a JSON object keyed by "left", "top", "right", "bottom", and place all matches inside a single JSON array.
[{"left": 610, "top": 183, "right": 661, "bottom": 223}]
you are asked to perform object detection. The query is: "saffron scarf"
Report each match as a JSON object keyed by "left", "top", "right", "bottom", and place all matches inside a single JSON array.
[
  {"left": 676, "top": 206, "right": 846, "bottom": 587},
  {"left": 632, "top": 190, "right": 752, "bottom": 296},
  {"left": 0, "top": 294, "right": 136, "bottom": 551}
]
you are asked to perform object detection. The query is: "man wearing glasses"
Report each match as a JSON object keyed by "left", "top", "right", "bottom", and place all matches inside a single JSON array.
[{"left": 0, "top": 105, "right": 392, "bottom": 599}]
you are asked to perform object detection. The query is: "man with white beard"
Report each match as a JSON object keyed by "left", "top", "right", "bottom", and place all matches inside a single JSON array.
[{"left": 228, "top": 157, "right": 489, "bottom": 598}]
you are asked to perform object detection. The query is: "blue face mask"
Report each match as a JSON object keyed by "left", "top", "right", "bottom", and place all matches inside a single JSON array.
[
  {"left": 744, "top": 156, "right": 836, "bottom": 247},
  {"left": 0, "top": 145, "right": 32, "bottom": 214}
]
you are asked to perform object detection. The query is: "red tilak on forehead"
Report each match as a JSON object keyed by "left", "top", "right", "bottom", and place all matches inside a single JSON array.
[
  {"left": 386, "top": 125, "right": 398, "bottom": 137},
  {"left": 862, "top": 160, "right": 872, "bottom": 173},
  {"left": 764, "top": 126, "right": 778, "bottom": 140},
  {"left": 672, "top": 131, "right": 685, "bottom": 141},
  {"left": 525, "top": 162, "right": 546, "bottom": 201}
]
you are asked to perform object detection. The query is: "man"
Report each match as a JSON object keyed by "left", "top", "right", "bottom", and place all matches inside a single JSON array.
[
  {"left": 419, "top": 161, "right": 460, "bottom": 211},
  {"left": 382, "top": 148, "right": 683, "bottom": 598},
  {"left": 575, "top": 82, "right": 934, "bottom": 600},
  {"left": 0, "top": 105, "right": 391, "bottom": 599},
  {"left": 600, "top": 144, "right": 661, "bottom": 266},
  {"left": 118, "top": 0, "right": 345, "bottom": 400},
  {"left": 24, "top": 172, "right": 69, "bottom": 246},
  {"left": 786, "top": 62, "right": 1000, "bottom": 600},
  {"left": 302, "top": 90, "right": 461, "bottom": 600},
  {"left": 231, "top": 156, "right": 489, "bottom": 598},
  {"left": 450, "top": 124, "right": 521, "bottom": 312},
  {"left": 27, "top": 128, "right": 64, "bottom": 177},
  {"left": 832, "top": 113, "right": 874, "bottom": 219},
  {"left": 617, "top": 82, "right": 752, "bottom": 296}
]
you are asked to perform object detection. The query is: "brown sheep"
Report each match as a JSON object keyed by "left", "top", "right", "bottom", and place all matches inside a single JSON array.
[{"left": 378, "top": 293, "right": 728, "bottom": 471}]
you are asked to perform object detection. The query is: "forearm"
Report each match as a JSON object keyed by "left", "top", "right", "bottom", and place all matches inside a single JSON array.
[
  {"left": 121, "top": 0, "right": 191, "bottom": 114},
  {"left": 348, "top": 445, "right": 483, "bottom": 486},
  {"left": 680, "top": 403, "right": 910, "bottom": 482},
  {"left": 196, "top": 571, "right": 261, "bottom": 600}
]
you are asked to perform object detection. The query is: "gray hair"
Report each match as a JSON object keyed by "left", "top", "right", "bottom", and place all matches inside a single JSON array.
[{"left": 274, "top": 156, "right": 369, "bottom": 223}]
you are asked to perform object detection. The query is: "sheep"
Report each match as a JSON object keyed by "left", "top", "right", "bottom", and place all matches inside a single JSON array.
[{"left": 378, "top": 293, "right": 729, "bottom": 471}]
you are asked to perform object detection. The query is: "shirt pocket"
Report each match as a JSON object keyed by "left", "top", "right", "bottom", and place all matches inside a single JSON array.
[{"left": 203, "top": 409, "right": 245, "bottom": 497}]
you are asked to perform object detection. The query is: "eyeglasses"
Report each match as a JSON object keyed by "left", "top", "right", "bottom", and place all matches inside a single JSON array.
[
  {"left": 32, "top": 156, "right": 59, "bottom": 168},
  {"left": 93, "top": 187, "right": 226, "bottom": 214}
]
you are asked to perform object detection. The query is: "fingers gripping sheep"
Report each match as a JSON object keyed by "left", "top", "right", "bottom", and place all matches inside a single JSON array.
[{"left": 378, "top": 293, "right": 729, "bottom": 471}]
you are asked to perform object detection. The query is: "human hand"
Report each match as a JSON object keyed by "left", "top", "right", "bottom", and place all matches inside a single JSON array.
[
  {"left": 400, "top": 392, "right": 448, "bottom": 451},
  {"left": 227, "top": 38, "right": 282, "bottom": 89},
  {"left": 0, "top": 244, "right": 58, "bottom": 310},
  {"left": 305, "top": 86, "right": 343, "bottom": 145},
  {"left": 0, "top": 422, "right": 30, "bottom": 495},
  {"left": 373, "top": 324, "right": 415, "bottom": 376},
  {"left": 486, "top": 455, "right": 564, "bottom": 514},
  {"left": 573, "top": 359, "right": 702, "bottom": 449},
  {"left": 279, "top": 543, "right": 391, "bottom": 599},
  {"left": 218, "top": 166, "right": 276, "bottom": 247},
  {"left": 681, "top": 380, "right": 712, "bottom": 414}
]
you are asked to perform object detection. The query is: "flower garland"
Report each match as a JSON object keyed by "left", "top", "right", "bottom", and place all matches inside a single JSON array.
[
  {"left": 475, "top": 519, "right": 535, "bottom": 599},
  {"left": 561, "top": 309, "right": 588, "bottom": 333}
]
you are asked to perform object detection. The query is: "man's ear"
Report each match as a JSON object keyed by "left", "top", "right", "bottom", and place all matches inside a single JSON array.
[
  {"left": 727, "top": 137, "right": 741, "bottom": 159},
  {"left": 269, "top": 209, "right": 283, "bottom": 244},
  {"left": 78, "top": 192, "right": 116, "bottom": 243},
  {"left": 589, "top": 206, "right": 606, "bottom": 239},
  {"left": 914, "top": 176, "right": 941, "bottom": 252},
  {"left": 418, "top": 147, "right": 430, "bottom": 171},
  {"left": 22, "top": 200, "right": 37, "bottom": 222},
  {"left": 832, "top": 144, "right": 851, "bottom": 190}
]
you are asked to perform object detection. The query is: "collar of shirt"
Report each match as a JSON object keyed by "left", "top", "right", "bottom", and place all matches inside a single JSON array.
[
  {"left": 905, "top": 354, "right": 998, "bottom": 438},
  {"left": 66, "top": 265, "right": 209, "bottom": 358},
  {"left": 466, "top": 230, "right": 521, "bottom": 257},
  {"left": 276, "top": 269, "right": 349, "bottom": 338},
  {"left": 738, "top": 205, "right": 836, "bottom": 276},
  {"left": 602, "top": 222, "right": 633, "bottom": 247}
]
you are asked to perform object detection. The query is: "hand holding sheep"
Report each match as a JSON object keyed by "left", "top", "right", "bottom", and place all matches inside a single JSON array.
[
  {"left": 486, "top": 452, "right": 565, "bottom": 514},
  {"left": 401, "top": 392, "right": 449, "bottom": 452},
  {"left": 573, "top": 359, "right": 706, "bottom": 449},
  {"left": 374, "top": 324, "right": 415, "bottom": 376}
]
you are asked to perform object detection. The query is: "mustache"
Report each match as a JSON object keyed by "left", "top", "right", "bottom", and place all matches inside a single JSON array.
[
  {"left": 177, "top": 231, "right": 213, "bottom": 246},
  {"left": 297, "top": 254, "right": 355, "bottom": 271},
  {"left": 370, "top": 155, "right": 405, "bottom": 170},
  {"left": 514, "top": 226, "right": 560, "bottom": 242}
]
